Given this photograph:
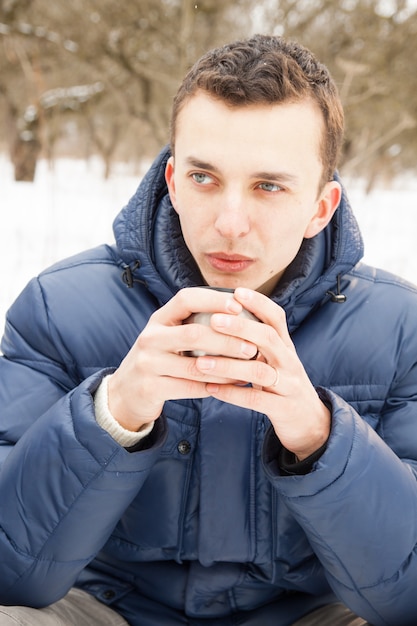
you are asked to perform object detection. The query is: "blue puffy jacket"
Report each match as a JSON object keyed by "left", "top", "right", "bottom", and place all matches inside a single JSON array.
[{"left": 1, "top": 147, "right": 417, "bottom": 626}]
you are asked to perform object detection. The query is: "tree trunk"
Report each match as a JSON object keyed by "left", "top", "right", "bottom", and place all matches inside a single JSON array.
[
  {"left": 7, "top": 101, "right": 42, "bottom": 182},
  {"left": 12, "top": 134, "right": 42, "bottom": 182}
]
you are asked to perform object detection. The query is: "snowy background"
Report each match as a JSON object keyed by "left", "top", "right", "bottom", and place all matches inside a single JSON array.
[{"left": 2, "top": 155, "right": 417, "bottom": 328}]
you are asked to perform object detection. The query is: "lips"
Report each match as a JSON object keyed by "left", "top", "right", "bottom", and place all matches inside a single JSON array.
[{"left": 206, "top": 252, "right": 254, "bottom": 273}]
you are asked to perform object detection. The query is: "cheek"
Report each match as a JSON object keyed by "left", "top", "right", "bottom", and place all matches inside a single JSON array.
[
  {"left": 176, "top": 193, "right": 211, "bottom": 230},
  {"left": 266, "top": 221, "right": 306, "bottom": 260},
  {"left": 282, "top": 208, "right": 316, "bottom": 242},
  {"left": 175, "top": 206, "right": 204, "bottom": 245}
]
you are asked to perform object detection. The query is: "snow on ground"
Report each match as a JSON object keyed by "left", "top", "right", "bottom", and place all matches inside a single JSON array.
[
  {"left": 1, "top": 156, "right": 142, "bottom": 327},
  {"left": 1, "top": 155, "right": 417, "bottom": 328}
]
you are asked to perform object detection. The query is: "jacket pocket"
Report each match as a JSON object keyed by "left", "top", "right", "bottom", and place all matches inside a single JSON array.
[{"left": 109, "top": 400, "right": 200, "bottom": 561}]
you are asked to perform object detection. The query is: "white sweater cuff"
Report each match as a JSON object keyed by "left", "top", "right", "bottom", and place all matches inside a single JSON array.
[{"left": 94, "top": 375, "right": 154, "bottom": 447}]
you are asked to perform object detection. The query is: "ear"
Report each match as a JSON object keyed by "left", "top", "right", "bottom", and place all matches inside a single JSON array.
[
  {"left": 165, "top": 156, "right": 178, "bottom": 212},
  {"left": 304, "top": 180, "right": 342, "bottom": 239}
]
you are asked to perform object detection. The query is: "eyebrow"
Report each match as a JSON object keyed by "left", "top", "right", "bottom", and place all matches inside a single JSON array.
[
  {"left": 253, "top": 171, "right": 300, "bottom": 186},
  {"left": 184, "top": 156, "right": 300, "bottom": 186},
  {"left": 185, "top": 157, "right": 219, "bottom": 173}
]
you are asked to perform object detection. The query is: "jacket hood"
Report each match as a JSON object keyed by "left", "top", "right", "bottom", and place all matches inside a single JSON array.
[{"left": 113, "top": 146, "right": 364, "bottom": 330}]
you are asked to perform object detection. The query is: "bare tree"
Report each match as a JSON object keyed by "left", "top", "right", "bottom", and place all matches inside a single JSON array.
[
  {"left": 0, "top": 0, "right": 256, "bottom": 179},
  {"left": 259, "top": 0, "right": 417, "bottom": 186},
  {"left": 1, "top": 0, "right": 417, "bottom": 185}
]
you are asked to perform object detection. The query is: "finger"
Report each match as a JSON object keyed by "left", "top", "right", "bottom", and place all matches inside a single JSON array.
[
  {"left": 180, "top": 318, "right": 258, "bottom": 359},
  {"left": 136, "top": 313, "right": 257, "bottom": 363},
  {"left": 205, "top": 380, "right": 280, "bottom": 414},
  {"left": 209, "top": 311, "right": 283, "bottom": 366},
  {"left": 233, "top": 287, "right": 294, "bottom": 350},
  {"left": 150, "top": 316, "right": 258, "bottom": 359},
  {"left": 151, "top": 287, "right": 243, "bottom": 326},
  {"left": 162, "top": 352, "right": 245, "bottom": 385},
  {"left": 135, "top": 374, "right": 214, "bottom": 404},
  {"left": 197, "top": 355, "right": 280, "bottom": 391}
]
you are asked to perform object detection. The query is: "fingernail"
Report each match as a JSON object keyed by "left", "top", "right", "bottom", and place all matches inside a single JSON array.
[
  {"left": 212, "top": 314, "right": 231, "bottom": 328},
  {"left": 225, "top": 298, "right": 242, "bottom": 314},
  {"left": 241, "top": 342, "right": 257, "bottom": 358},
  {"left": 198, "top": 357, "right": 216, "bottom": 371},
  {"left": 235, "top": 287, "right": 252, "bottom": 301}
]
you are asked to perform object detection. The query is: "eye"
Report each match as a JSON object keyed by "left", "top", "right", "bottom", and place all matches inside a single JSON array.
[
  {"left": 191, "top": 172, "right": 214, "bottom": 185},
  {"left": 257, "top": 182, "right": 282, "bottom": 193}
]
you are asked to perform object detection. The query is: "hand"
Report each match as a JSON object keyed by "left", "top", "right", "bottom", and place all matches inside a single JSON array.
[
  {"left": 107, "top": 288, "right": 258, "bottom": 432},
  {"left": 196, "top": 287, "right": 331, "bottom": 460}
]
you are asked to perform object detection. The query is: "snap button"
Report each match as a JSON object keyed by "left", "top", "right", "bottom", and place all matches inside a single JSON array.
[
  {"left": 177, "top": 440, "right": 191, "bottom": 455},
  {"left": 103, "top": 589, "right": 116, "bottom": 600}
]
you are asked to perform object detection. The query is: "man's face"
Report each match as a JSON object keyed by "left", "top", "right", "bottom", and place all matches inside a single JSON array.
[{"left": 165, "top": 91, "right": 341, "bottom": 295}]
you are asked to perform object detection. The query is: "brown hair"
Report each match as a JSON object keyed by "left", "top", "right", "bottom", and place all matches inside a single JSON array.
[{"left": 170, "top": 34, "right": 344, "bottom": 185}]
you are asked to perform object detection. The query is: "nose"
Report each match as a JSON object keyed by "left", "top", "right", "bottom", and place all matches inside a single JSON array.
[{"left": 214, "top": 188, "right": 250, "bottom": 239}]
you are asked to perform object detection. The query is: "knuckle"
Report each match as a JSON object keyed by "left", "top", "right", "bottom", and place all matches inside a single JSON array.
[
  {"left": 177, "top": 287, "right": 192, "bottom": 306},
  {"left": 248, "top": 385, "right": 263, "bottom": 410},
  {"left": 224, "top": 335, "right": 241, "bottom": 357},
  {"left": 184, "top": 321, "right": 206, "bottom": 344},
  {"left": 184, "top": 379, "right": 199, "bottom": 396},
  {"left": 254, "top": 360, "right": 267, "bottom": 380},
  {"left": 277, "top": 306, "right": 287, "bottom": 323},
  {"left": 232, "top": 315, "right": 245, "bottom": 331},
  {"left": 185, "top": 357, "right": 200, "bottom": 378},
  {"left": 266, "top": 325, "right": 278, "bottom": 346},
  {"left": 136, "top": 326, "right": 156, "bottom": 351}
]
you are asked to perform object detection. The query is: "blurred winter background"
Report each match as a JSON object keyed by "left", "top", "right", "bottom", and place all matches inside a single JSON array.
[{"left": 1, "top": 0, "right": 417, "bottom": 326}]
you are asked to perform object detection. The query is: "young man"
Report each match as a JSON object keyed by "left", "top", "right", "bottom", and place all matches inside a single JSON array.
[{"left": 0, "top": 34, "right": 416, "bottom": 626}]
